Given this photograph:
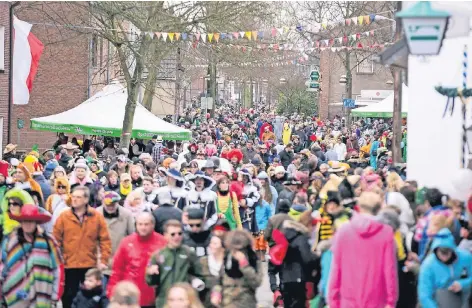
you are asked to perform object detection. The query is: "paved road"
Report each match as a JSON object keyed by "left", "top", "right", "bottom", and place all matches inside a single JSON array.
[{"left": 256, "top": 262, "right": 274, "bottom": 308}]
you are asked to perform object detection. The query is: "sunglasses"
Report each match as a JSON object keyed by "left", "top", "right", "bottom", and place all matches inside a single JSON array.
[
  {"left": 8, "top": 202, "right": 21, "bottom": 207},
  {"left": 189, "top": 223, "right": 201, "bottom": 228},
  {"left": 57, "top": 185, "right": 67, "bottom": 189},
  {"left": 170, "top": 232, "right": 183, "bottom": 237}
]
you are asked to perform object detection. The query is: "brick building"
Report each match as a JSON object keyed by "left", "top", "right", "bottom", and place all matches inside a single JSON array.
[
  {"left": 0, "top": 2, "right": 117, "bottom": 152},
  {"left": 318, "top": 50, "right": 393, "bottom": 120},
  {"left": 0, "top": 2, "right": 11, "bottom": 149}
]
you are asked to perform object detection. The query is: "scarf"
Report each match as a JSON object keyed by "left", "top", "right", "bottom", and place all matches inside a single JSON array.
[
  {"left": 208, "top": 254, "right": 223, "bottom": 276},
  {"left": 120, "top": 183, "right": 132, "bottom": 196},
  {"left": 103, "top": 207, "right": 120, "bottom": 219}
]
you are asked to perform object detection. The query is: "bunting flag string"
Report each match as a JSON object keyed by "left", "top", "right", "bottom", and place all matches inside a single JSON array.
[{"left": 137, "top": 14, "right": 392, "bottom": 43}]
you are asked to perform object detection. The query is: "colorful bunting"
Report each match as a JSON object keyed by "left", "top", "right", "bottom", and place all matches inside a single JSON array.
[
  {"left": 175, "top": 33, "right": 181, "bottom": 41},
  {"left": 162, "top": 32, "right": 168, "bottom": 41},
  {"left": 208, "top": 33, "right": 213, "bottom": 42},
  {"left": 168, "top": 33, "right": 175, "bottom": 42},
  {"left": 155, "top": 32, "right": 161, "bottom": 39},
  {"left": 214, "top": 33, "right": 220, "bottom": 42}
]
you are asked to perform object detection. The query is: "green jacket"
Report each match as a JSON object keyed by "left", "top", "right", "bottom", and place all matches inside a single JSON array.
[{"left": 146, "top": 245, "right": 202, "bottom": 308}]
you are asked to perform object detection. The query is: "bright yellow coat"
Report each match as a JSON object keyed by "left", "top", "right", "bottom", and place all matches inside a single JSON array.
[{"left": 282, "top": 124, "right": 292, "bottom": 145}]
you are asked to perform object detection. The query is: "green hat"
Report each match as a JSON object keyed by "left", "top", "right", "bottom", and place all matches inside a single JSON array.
[{"left": 416, "top": 187, "right": 427, "bottom": 205}]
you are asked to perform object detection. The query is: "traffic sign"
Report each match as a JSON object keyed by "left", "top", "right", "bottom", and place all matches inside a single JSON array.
[
  {"left": 310, "top": 70, "right": 320, "bottom": 81},
  {"left": 343, "top": 98, "right": 356, "bottom": 108},
  {"left": 309, "top": 82, "right": 319, "bottom": 89}
]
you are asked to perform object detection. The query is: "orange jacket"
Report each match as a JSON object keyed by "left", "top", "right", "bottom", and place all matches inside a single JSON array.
[{"left": 53, "top": 207, "right": 111, "bottom": 269}]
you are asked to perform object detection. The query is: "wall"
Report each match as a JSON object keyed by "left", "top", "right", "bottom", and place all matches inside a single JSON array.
[
  {"left": 151, "top": 80, "right": 176, "bottom": 117},
  {"left": 0, "top": 2, "right": 10, "bottom": 149},
  {"left": 319, "top": 49, "right": 393, "bottom": 119},
  {"left": 408, "top": 36, "right": 472, "bottom": 200}
]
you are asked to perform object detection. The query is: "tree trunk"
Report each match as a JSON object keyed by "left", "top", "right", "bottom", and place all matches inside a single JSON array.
[
  {"left": 392, "top": 1, "right": 404, "bottom": 163},
  {"left": 120, "top": 81, "right": 140, "bottom": 149},
  {"left": 209, "top": 57, "right": 217, "bottom": 118},
  {"left": 142, "top": 68, "right": 157, "bottom": 111},
  {"left": 345, "top": 50, "right": 353, "bottom": 127}
]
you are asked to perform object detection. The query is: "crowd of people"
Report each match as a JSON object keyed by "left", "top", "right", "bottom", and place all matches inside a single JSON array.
[{"left": 0, "top": 106, "right": 470, "bottom": 308}]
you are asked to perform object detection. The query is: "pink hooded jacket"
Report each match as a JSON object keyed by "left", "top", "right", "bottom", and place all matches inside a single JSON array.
[{"left": 328, "top": 213, "right": 398, "bottom": 308}]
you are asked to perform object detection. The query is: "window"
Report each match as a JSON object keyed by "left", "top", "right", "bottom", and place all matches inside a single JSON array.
[
  {"left": 99, "top": 37, "right": 104, "bottom": 68},
  {"left": 0, "top": 26, "right": 5, "bottom": 72},
  {"left": 91, "top": 34, "right": 98, "bottom": 68},
  {"left": 357, "top": 55, "right": 374, "bottom": 74}
]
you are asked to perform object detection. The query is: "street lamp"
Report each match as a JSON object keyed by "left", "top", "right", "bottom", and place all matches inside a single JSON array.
[
  {"left": 279, "top": 78, "right": 287, "bottom": 84},
  {"left": 386, "top": 80, "right": 394, "bottom": 85},
  {"left": 339, "top": 75, "right": 347, "bottom": 84},
  {"left": 396, "top": 1, "right": 450, "bottom": 56}
]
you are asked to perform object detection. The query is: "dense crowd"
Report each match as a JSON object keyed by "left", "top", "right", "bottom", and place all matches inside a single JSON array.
[{"left": 0, "top": 106, "right": 470, "bottom": 308}]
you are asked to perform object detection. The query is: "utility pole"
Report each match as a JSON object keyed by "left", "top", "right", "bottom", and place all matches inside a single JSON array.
[
  {"left": 392, "top": 1, "right": 404, "bottom": 163},
  {"left": 174, "top": 44, "right": 182, "bottom": 124}
]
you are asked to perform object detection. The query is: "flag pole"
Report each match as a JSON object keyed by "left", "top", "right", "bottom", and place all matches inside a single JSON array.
[{"left": 8, "top": 2, "right": 20, "bottom": 145}]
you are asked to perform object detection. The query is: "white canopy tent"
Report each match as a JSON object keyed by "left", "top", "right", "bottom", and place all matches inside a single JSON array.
[
  {"left": 351, "top": 84, "right": 409, "bottom": 118},
  {"left": 30, "top": 82, "right": 191, "bottom": 140}
]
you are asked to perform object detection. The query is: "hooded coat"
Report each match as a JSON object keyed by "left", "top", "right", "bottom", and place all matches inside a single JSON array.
[
  {"left": 0, "top": 189, "right": 35, "bottom": 235},
  {"left": 328, "top": 213, "right": 398, "bottom": 308},
  {"left": 418, "top": 228, "right": 472, "bottom": 308},
  {"left": 282, "top": 123, "right": 292, "bottom": 145}
]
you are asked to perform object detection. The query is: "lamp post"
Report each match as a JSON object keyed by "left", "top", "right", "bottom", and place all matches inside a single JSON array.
[
  {"left": 280, "top": 77, "right": 287, "bottom": 113},
  {"left": 396, "top": 1, "right": 450, "bottom": 56}
]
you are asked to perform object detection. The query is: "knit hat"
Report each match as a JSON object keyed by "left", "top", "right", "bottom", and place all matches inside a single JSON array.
[
  {"left": 74, "top": 159, "right": 88, "bottom": 170},
  {"left": 187, "top": 208, "right": 205, "bottom": 220},
  {"left": 274, "top": 165, "right": 285, "bottom": 175},
  {"left": 104, "top": 191, "right": 121, "bottom": 206}
]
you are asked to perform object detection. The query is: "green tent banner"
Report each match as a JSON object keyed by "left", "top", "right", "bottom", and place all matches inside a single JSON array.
[
  {"left": 350, "top": 111, "right": 407, "bottom": 118},
  {"left": 30, "top": 120, "right": 192, "bottom": 140}
]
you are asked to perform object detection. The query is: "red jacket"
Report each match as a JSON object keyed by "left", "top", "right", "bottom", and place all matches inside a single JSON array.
[{"left": 107, "top": 232, "right": 167, "bottom": 306}]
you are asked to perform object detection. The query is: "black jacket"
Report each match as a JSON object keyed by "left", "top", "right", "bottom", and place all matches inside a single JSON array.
[
  {"left": 279, "top": 150, "right": 294, "bottom": 169},
  {"left": 145, "top": 140, "right": 155, "bottom": 154},
  {"left": 152, "top": 204, "right": 183, "bottom": 234},
  {"left": 183, "top": 230, "right": 212, "bottom": 258},
  {"left": 276, "top": 188, "right": 295, "bottom": 213},
  {"left": 71, "top": 286, "right": 109, "bottom": 308},
  {"left": 280, "top": 220, "right": 318, "bottom": 283}
]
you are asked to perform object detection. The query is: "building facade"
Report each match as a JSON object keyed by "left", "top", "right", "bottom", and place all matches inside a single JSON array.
[{"left": 318, "top": 50, "right": 394, "bottom": 120}]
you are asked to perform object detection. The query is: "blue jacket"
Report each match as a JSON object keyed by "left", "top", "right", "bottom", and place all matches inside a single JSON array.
[
  {"left": 32, "top": 173, "right": 52, "bottom": 202},
  {"left": 319, "top": 249, "right": 332, "bottom": 298},
  {"left": 44, "top": 159, "right": 58, "bottom": 179},
  {"left": 255, "top": 200, "right": 272, "bottom": 230},
  {"left": 418, "top": 228, "right": 472, "bottom": 308}
]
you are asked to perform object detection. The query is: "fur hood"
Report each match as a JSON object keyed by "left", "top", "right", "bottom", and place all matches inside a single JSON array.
[
  {"left": 283, "top": 219, "right": 309, "bottom": 234},
  {"left": 187, "top": 189, "right": 217, "bottom": 203},
  {"left": 224, "top": 229, "right": 253, "bottom": 251}
]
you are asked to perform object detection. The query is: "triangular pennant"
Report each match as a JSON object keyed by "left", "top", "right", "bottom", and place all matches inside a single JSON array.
[
  {"left": 331, "top": 47, "right": 337, "bottom": 52},
  {"left": 233, "top": 32, "right": 239, "bottom": 39},
  {"left": 356, "top": 33, "right": 361, "bottom": 40},
  {"left": 239, "top": 31, "right": 245, "bottom": 39},
  {"left": 357, "top": 16, "right": 364, "bottom": 25},
  {"left": 182, "top": 33, "right": 188, "bottom": 40},
  {"left": 370, "top": 14, "right": 376, "bottom": 22},
  {"left": 351, "top": 17, "right": 357, "bottom": 25},
  {"left": 202, "top": 33, "right": 207, "bottom": 42},
  {"left": 364, "top": 15, "right": 370, "bottom": 25},
  {"left": 168, "top": 33, "right": 175, "bottom": 42},
  {"left": 196, "top": 32, "right": 201, "bottom": 41},
  {"left": 175, "top": 33, "right": 181, "bottom": 41},
  {"left": 220, "top": 33, "right": 226, "bottom": 40},
  {"left": 192, "top": 41, "right": 198, "bottom": 49},
  {"left": 283, "top": 26, "right": 289, "bottom": 33},
  {"left": 155, "top": 32, "right": 161, "bottom": 39},
  {"left": 345, "top": 19, "right": 351, "bottom": 26},
  {"left": 351, "top": 34, "right": 356, "bottom": 41},
  {"left": 252, "top": 31, "right": 258, "bottom": 40},
  {"left": 277, "top": 28, "right": 284, "bottom": 35},
  {"left": 214, "top": 33, "right": 220, "bottom": 42},
  {"left": 323, "top": 39, "right": 329, "bottom": 46},
  {"left": 271, "top": 28, "right": 277, "bottom": 37},
  {"left": 245, "top": 31, "right": 252, "bottom": 40},
  {"left": 208, "top": 33, "right": 214, "bottom": 42},
  {"left": 321, "top": 23, "right": 327, "bottom": 29},
  {"left": 343, "top": 36, "right": 348, "bottom": 44},
  {"left": 147, "top": 32, "right": 154, "bottom": 39},
  {"left": 364, "top": 31, "right": 370, "bottom": 37},
  {"left": 337, "top": 37, "right": 343, "bottom": 45},
  {"left": 357, "top": 43, "right": 363, "bottom": 49},
  {"left": 162, "top": 32, "right": 168, "bottom": 41}
]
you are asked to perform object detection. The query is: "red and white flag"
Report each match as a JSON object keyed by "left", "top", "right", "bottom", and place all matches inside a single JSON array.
[{"left": 13, "top": 16, "right": 44, "bottom": 105}]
